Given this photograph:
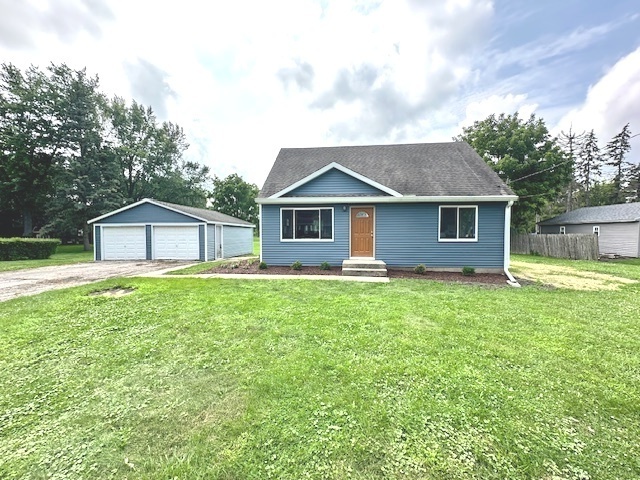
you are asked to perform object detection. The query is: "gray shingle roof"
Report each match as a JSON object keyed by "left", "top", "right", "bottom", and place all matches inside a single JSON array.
[
  {"left": 259, "top": 142, "right": 515, "bottom": 198},
  {"left": 152, "top": 199, "right": 254, "bottom": 226},
  {"left": 538, "top": 203, "right": 640, "bottom": 225}
]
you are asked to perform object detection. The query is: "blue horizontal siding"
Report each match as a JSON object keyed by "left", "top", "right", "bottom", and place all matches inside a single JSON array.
[
  {"left": 285, "top": 169, "right": 389, "bottom": 197},
  {"left": 100, "top": 203, "right": 199, "bottom": 223},
  {"left": 199, "top": 225, "right": 206, "bottom": 261},
  {"left": 94, "top": 226, "right": 102, "bottom": 260},
  {"left": 207, "top": 225, "right": 216, "bottom": 260},
  {"left": 261, "top": 204, "right": 349, "bottom": 266},
  {"left": 376, "top": 203, "right": 505, "bottom": 268},
  {"left": 262, "top": 202, "right": 507, "bottom": 268},
  {"left": 223, "top": 226, "right": 254, "bottom": 258}
]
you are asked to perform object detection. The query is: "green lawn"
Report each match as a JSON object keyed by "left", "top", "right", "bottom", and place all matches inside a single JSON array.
[
  {"left": 1, "top": 259, "right": 639, "bottom": 478},
  {"left": 0, "top": 244, "right": 93, "bottom": 272}
]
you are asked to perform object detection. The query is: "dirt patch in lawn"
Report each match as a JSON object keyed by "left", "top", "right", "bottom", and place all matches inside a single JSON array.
[
  {"left": 89, "top": 286, "right": 136, "bottom": 297},
  {"left": 510, "top": 260, "right": 637, "bottom": 291},
  {"left": 200, "top": 259, "right": 508, "bottom": 285}
]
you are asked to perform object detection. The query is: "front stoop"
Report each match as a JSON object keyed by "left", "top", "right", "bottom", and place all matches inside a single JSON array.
[{"left": 342, "top": 259, "right": 387, "bottom": 277}]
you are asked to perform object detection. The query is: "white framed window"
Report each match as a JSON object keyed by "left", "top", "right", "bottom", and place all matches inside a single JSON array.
[
  {"left": 280, "top": 207, "right": 334, "bottom": 241},
  {"left": 559, "top": 226, "right": 566, "bottom": 234},
  {"left": 593, "top": 226, "right": 600, "bottom": 236},
  {"left": 438, "top": 206, "right": 478, "bottom": 242}
]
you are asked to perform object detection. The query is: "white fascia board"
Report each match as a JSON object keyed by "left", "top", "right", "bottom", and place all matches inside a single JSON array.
[
  {"left": 214, "top": 222, "right": 255, "bottom": 228},
  {"left": 88, "top": 198, "right": 210, "bottom": 224},
  {"left": 269, "top": 162, "right": 402, "bottom": 199},
  {"left": 87, "top": 198, "right": 151, "bottom": 224},
  {"left": 257, "top": 195, "right": 519, "bottom": 205},
  {"left": 143, "top": 199, "right": 209, "bottom": 222}
]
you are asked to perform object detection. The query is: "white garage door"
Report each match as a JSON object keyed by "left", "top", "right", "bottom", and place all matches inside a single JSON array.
[
  {"left": 102, "top": 226, "right": 146, "bottom": 260},
  {"left": 154, "top": 226, "right": 200, "bottom": 260}
]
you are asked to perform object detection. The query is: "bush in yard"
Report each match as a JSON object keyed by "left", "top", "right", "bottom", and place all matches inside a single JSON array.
[
  {"left": 462, "top": 266, "right": 475, "bottom": 276},
  {"left": 414, "top": 264, "right": 426, "bottom": 274},
  {"left": 0, "top": 238, "right": 61, "bottom": 261},
  {"left": 319, "top": 261, "right": 331, "bottom": 271},
  {"left": 291, "top": 260, "right": 303, "bottom": 271},
  {"left": 259, "top": 261, "right": 268, "bottom": 270}
]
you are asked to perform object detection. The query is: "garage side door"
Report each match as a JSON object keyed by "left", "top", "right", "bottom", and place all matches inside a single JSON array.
[
  {"left": 154, "top": 226, "right": 200, "bottom": 260},
  {"left": 102, "top": 226, "right": 146, "bottom": 260}
]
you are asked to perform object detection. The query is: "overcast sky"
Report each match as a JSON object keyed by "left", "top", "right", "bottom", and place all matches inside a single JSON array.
[{"left": 1, "top": 0, "right": 639, "bottom": 187}]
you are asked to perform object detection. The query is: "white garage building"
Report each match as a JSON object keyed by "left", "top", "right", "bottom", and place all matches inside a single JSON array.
[{"left": 88, "top": 198, "right": 254, "bottom": 261}]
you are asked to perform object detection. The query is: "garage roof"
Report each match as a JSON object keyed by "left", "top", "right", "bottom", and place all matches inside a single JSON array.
[{"left": 88, "top": 198, "right": 254, "bottom": 226}]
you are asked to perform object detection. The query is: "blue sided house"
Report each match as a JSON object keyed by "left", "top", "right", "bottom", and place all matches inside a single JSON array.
[
  {"left": 257, "top": 142, "right": 519, "bottom": 279},
  {"left": 88, "top": 198, "right": 254, "bottom": 261}
]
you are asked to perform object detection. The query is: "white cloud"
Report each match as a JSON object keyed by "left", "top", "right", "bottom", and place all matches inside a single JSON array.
[
  {"left": 556, "top": 46, "right": 640, "bottom": 156},
  {"left": 0, "top": 0, "right": 638, "bottom": 188},
  {"left": 458, "top": 94, "right": 539, "bottom": 130}
]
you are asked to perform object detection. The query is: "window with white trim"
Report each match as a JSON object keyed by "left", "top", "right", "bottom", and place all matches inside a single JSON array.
[
  {"left": 559, "top": 226, "right": 566, "bottom": 234},
  {"left": 439, "top": 206, "right": 478, "bottom": 241},
  {"left": 593, "top": 226, "right": 600, "bottom": 236},
  {"left": 281, "top": 208, "right": 333, "bottom": 241}
]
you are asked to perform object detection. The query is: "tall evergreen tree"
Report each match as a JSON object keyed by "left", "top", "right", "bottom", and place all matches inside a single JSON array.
[
  {"left": 45, "top": 65, "right": 123, "bottom": 250},
  {"left": 558, "top": 127, "right": 585, "bottom": 212},
  {"left": 627, "top": 162, "right": 640, "bottom": 203},
  {"left": 576, "top": 130, "right": 602, "bottom": 207},
  {"left": 0, "top": 63, "right": 65, "bottom": 235},
  {"left": 604, "top": 123, "right": 632, "bottom": 204}
]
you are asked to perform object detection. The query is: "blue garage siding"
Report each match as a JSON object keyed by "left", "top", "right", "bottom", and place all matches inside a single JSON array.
[
  {"left": 100, "top": 203, "right": 199, "bottom": 223},
  {"left": 261, "top": 202, "right": 506, "bottom": 268},
  {"left": 222, "top": 226, "right": 254, "bottom": 258},
  {"left": 94, "top": 226, "right": 102, "bottom": 260},
  {"left": 199, "top": 225, "right": 206, "bottom": 261},
  {"left": 145, "top": 225, "right": 152, "bottom": 260},
  {"left": 261, "top": 204, "right": 349, "bottom": 266},
  {"left": 375, "top": 203, "right": 505, "bottom": 268},
  {"left": 207, "top": 225, "right": 216, "bottom": 260},
  {"left": 284, "top": 169, "right": 389, "bottom": 197}
]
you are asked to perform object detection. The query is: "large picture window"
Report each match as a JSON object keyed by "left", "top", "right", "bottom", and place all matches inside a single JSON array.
[
  {"left": 439, "top": 206, "right": 478, "bottom": 241},
  {"left": 281, "top": 208, "right": 333, "bottom": 241}
]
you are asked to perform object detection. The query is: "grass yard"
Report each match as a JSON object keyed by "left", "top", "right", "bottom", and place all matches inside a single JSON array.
[
  {"left": 0, "top": 244, "right": 93, "bottom": 272},
  {"left": 1, "top": 258, "right": 639, "bottom": 479}
]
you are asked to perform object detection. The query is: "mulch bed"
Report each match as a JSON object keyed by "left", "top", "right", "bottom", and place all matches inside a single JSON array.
[{"left": 200, "top": 259, "right": 509, "bottom": 285}]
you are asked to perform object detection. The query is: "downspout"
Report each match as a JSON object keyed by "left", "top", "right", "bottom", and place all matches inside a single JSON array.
[
  {"left": 504, "top": 201, "right": 521, "bottom": 287},
  {"left": 259, "top": 203, "right": 263, "bottom": 262}
]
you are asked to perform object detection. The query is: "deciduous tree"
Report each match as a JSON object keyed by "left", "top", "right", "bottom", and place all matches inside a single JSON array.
[
  {"left": 456, "top": 113, "right": 571, "bottom": 232},
  {"left": 209, "top": 174, "right": 259, "bottom": 228}
]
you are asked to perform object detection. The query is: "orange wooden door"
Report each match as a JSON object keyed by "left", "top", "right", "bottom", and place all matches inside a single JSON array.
[{"left": 350, "top": 207, "right": 374, "bottom": 257}]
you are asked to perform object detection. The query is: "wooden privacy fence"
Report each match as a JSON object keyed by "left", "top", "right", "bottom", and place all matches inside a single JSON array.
[{"left": 511, "top": 234, "right": 599, "bottom": 260}]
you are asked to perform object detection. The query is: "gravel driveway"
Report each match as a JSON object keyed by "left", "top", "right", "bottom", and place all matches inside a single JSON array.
[{"left": 0, "top": 261, "right": 191, "bottom": 302}]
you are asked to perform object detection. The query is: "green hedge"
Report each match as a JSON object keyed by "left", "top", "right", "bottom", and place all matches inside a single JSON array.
[{"left": 0, "top": 238, "right": 61, "bottom": 261}]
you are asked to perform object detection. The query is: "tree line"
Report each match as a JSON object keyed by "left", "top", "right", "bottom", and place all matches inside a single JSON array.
[
  {"left": 0, "top": 63, "right": 258, "bottom": 249},
  {"left": 457, "top": 114, "right": 637, "bottom": 232}
]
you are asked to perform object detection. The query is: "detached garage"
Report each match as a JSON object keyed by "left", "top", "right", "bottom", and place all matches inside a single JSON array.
[{"left": 88, "top": 198, "right": 254, "bottom": 261}]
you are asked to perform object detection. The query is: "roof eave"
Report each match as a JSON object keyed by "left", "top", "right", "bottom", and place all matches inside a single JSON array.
[{"left": 257, "top": 195, "right": 519, "bottom": 205}]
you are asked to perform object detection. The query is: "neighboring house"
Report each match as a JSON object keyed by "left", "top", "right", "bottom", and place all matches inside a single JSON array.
[
  {"left": 88, "top": 198, "right": 254, "bottom": 261},
  {"left": 256, "top": 142, "right": 519, "bottom": 276},
  {"left": 538, "top": 203, "right": 640, "bottom": 257}
]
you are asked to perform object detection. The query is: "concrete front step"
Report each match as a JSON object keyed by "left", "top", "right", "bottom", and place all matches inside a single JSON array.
[
  {"left": 342, "top": 259, "right": 387, "bottom": 277},
  {"left": 342, "top": 268, "right": 387, "bottom": 277}
]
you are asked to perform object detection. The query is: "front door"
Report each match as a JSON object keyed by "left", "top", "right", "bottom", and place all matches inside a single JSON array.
[{"left": 350, "top": 207, "right": 374, "bottom": 257}]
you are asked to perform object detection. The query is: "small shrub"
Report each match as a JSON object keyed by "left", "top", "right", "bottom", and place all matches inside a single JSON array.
[
  {"left": 258, "top": 261, "right": 268, "bottom": 270},
  {"left": 291, "top": 260, "right": 303, "bottom": 271},
  {"left": 319, "top": 261, "right": 331, "bottom": 271},
  {"left": 462, "top": 266, "right": 475, "bottom": 276},
  {"left": 413, "top": 264, "right": 426, "bottom": 274}
]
